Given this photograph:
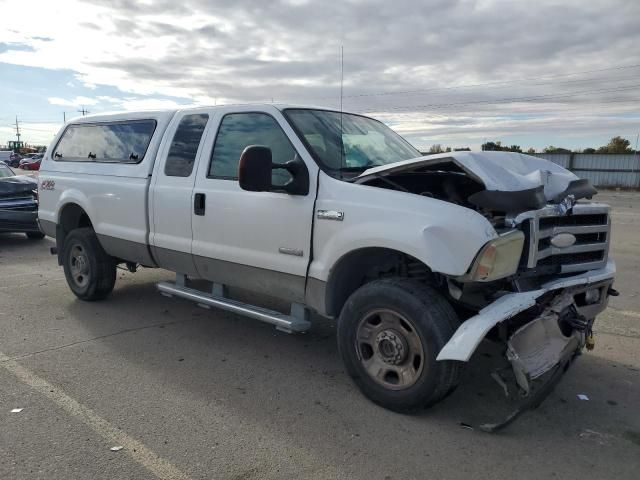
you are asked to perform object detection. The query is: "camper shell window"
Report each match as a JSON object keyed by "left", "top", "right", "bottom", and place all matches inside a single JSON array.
[{"left": 53, "top": 120, "right": 157, "bottom": 163}]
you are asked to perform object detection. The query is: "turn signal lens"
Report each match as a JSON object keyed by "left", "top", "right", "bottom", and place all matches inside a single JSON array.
[{"left": 468, "top": 230, "right": 524, "bottom": 282}]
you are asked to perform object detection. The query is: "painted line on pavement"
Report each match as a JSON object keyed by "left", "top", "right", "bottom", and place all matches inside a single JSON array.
[
  {"left": 610, "top": 308, "right": 640, "bottom": 319},
  {"left": 0, "top": 350, "right": 192, "bottom": 480}
]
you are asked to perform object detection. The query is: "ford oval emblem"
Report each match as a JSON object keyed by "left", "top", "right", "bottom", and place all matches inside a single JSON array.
[{"left": 550, "top": 233, "right": 577, "bottom": 248}]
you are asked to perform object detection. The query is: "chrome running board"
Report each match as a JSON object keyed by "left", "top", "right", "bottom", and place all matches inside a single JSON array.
[{"left": 157, "top": 279, "right": 311, "bottom": 334}]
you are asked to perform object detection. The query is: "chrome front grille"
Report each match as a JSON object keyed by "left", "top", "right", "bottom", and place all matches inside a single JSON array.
[{"left": 515, "top": 203, "right": 610, "bottom": 274}]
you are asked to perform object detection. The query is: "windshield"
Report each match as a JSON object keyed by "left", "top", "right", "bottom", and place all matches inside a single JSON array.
[{"left": 284, "top": 109, "right": 421, "bottom": 177}]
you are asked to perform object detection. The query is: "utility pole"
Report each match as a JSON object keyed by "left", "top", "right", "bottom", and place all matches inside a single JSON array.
[
  {"left": 635, "top": 132, "right": 639, "bottom": 187},
  {"left": 63, "top": 112, "right": 66, "bottom": 123},
  {"left": 15, "top": 116, "right": 21, "bottom": 146},
  {"left": 78, "top": 107, "right": 90, "bottom": 116}
]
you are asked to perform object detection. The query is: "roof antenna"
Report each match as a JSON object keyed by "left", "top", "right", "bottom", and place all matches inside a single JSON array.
[
  {"left": 340, "top": 45, "right": 344, "bottom": 113},
  {"left": 340, "top": 45, "right": 345, "bottom": 174}
]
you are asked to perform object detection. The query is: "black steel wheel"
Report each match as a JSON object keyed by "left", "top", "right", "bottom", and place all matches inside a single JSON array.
[
  {"left": 62, "top": 227, "right": 116, "bottom": 301},
  {"left": 337, "top": 278, "right": 461, "bottom": 412}
]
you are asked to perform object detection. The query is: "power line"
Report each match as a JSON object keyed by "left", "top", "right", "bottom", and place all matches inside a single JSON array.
[
  {"left": 357, "top": 84, "right": 640, "bottom": 113},
  {"left": 0, "top": 115, "right": 64, "bottom": 123},
  {"left": 370, "top": 97, "right": 640, "bottom": 117},
  {"left": 342, "top": 73, "right": 640, "bottom": 104},
  {"left": 16, "top": 126, "right": 59, "bottom": 133},
  {"left": 297, "top": 63, "right": 640, "bottom": 102}
]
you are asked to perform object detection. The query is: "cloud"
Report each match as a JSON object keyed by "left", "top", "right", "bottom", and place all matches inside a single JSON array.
[
  {"left": 48, "top": 96, "right": 100, "bottom": 107},
  {"left": 118, "top": 98, "right": 186, "bottom": 111},
  {"left": 1, "top": 0, "right": 639, "bottom": 149},
  {"left": 0, "top": 42, "right": 35, "bottom": 54}
]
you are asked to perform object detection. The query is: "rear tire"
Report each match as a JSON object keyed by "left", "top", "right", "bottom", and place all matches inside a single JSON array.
[
  {"left": 26, "top": 231, "right": 45, "bottom": 240},
  {"left": 337, "top": 278, "right": 461, "bottom": 413},
  {"left": 62, "top": 227, "right": 116, "bottom": 301}
]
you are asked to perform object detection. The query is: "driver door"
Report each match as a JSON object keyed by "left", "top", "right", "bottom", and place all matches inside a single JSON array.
[{"left": 191, "top": 106, "right": 318, "bottom": 302}]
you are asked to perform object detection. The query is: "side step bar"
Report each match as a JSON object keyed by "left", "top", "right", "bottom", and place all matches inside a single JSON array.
[{"left": 157, "top": 280, "right": 311, "bottom": 334}]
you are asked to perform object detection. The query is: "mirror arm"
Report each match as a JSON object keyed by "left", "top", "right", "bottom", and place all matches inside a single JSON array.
[{"left": 272, "top": 154, "right": 309, "bottom": 195}]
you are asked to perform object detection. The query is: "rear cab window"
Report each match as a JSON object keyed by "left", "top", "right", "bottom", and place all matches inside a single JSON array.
[
  {"left": 53, "top": 120, "right": 157, "bottom": 163},
  {"left": 164, "top": 114, "right": 209, "bottom": 177}
]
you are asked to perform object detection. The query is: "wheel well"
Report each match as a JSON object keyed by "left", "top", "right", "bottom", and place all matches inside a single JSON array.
[
  {"left": 59, "top": 203, "right": 92, "bottom": 234},
  {"left": 56, "top": 204, "right": 93, "bottom": 264},
  {"left": 324, "top": 248, "right": 438, "bottom": 317}
]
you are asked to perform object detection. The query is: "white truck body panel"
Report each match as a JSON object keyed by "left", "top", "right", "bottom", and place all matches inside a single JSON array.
[
  {"left": 190, "top": 105, "right": 318, "bottom": 279},
  {"left": 148, "top": 108, "right": 216, "bottom": 272},
  {"left": 38, "top": 110, "right": 174, "bottom": 248},
  {"left": 308, "top": 172, "right": 497, "bottom": 282},
  {"left": 37, "top": 103, "right": 615, "bottom": 388}
]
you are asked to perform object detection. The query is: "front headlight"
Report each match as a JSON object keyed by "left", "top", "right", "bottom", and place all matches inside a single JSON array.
[{"left": 465, "top": 230, "right": 525, "bottom": 282}]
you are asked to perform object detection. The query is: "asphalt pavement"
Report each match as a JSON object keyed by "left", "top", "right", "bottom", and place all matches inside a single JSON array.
[{"left": 1, "top": 190, "right": 639, "bottom": 480}]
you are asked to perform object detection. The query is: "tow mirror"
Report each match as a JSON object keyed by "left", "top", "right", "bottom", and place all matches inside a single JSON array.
[
  {"left": 238, "top": 145, "right": 310, "bottom": 196},
  {"left": 238, "top": 145, "right": 273, "bottom": 192}
]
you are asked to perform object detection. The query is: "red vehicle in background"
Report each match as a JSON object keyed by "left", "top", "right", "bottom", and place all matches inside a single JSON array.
[{"left": 19, "top": 154, "right": 43, "bottom": 170}]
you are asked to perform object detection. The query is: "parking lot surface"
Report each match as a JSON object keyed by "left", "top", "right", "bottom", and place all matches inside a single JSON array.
[{"left": 1, "top": 190, "right": 639, "bottom": 480}]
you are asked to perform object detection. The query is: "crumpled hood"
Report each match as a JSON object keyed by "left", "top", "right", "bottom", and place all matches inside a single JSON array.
[
  {"left": 358, "top": 151, "right": 582, "bottom": 203},
  {"left": 0, "top": 174, "right": 38, "bottom": 196}
]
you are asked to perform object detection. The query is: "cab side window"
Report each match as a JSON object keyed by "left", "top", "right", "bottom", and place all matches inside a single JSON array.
[
  {"left": 209, "top": 112, "right": 295, "bottom": 185},
  {"left": 164, "top": 114, "right": 209, "bottom": 177}
]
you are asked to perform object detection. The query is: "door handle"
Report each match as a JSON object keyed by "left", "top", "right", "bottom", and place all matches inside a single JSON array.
[{"left": 194, "top": 193, "right": 206, "bottom": 216}]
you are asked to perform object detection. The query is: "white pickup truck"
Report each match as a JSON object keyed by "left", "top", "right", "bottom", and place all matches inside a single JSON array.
[{"left": 38, "top": 105, "right": 616, "bottom": 422}]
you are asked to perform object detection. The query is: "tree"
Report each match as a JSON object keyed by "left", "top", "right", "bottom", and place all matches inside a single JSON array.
[
  {"left": 454, "top": 147, "right": 471, "bottom": 151},
  {"left": 543, "top": 146, "right": 571, "bottom": 154},
  {"left": 596, "top": 136, "right": 632, "bottom": 154},
  {"left": 428, "top": 144, "right": 444, "bottom": 154},
  {"left": 582, "top": 147, "right": 596, "bottom": 154},
  {"left": 481, "top": 141, "right": 521, "bottom": 152},
  {"left": 527, "top": 147, "right": 536, "bottom": 154},
  {"left": 482, "top": 141, "right": 502, "bottom": 151}
]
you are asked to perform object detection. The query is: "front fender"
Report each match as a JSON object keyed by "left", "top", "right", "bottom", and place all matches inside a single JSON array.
[{"left": 308, "top": 175, "right": 497, "bottom": 282}]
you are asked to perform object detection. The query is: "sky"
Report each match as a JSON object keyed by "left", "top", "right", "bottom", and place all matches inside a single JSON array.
[{"left": 0, "top": 0, "right": 639, "bottom": 151}]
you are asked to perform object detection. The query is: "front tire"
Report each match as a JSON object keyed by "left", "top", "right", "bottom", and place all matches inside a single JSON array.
[
  {"left": 337, "top": 278, "right": 461, "bottom": 413},
  {"left": 62, "top": 227, "right": 116, "bottom": 301}
]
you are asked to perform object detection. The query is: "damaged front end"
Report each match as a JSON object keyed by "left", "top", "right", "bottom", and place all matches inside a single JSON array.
[
  {"left": 441, "top": 263, "right": 615, "bottom": 432},
  {"left": 356, "top": 151, "right": 616, "bottom": 429},
  {"left": 438, "top": 261, "right": 615, "bottom": 361},
  {"left": 507, "top": 294, "right": 585, "bottom": 397},
  {"left": 445, "top": 201, "right": 613, "bottom": 430}
]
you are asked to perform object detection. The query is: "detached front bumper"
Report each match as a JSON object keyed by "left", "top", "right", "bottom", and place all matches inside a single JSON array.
[{"left": 437, "top": 260, "right": 616, "bottom": 363}]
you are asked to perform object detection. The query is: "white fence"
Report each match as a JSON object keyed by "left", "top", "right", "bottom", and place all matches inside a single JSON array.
[{"left": 532, "top": 153, "right": 640, "bottom": 188}]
